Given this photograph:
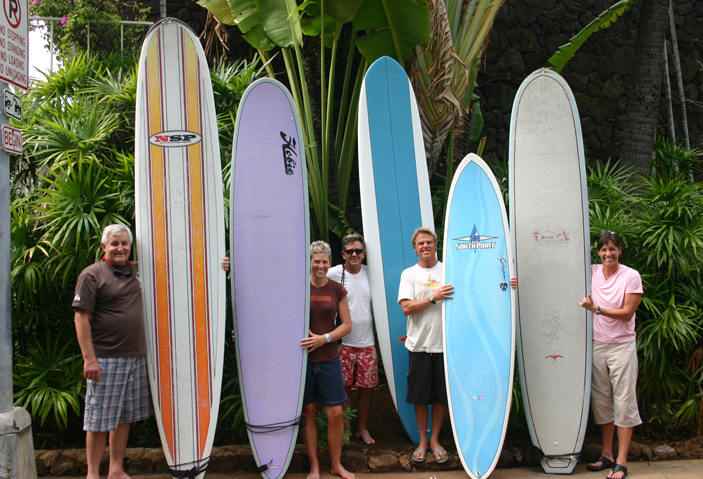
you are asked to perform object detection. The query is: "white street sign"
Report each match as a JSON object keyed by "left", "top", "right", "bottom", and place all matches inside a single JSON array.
[
  {"left": 0, "top": 0, "right": 28, "bottom": 90},
  {"left": 2, "top": 123, "right": 21, "bottom": 153},
  {"left": 4, "top": 88, "right": 19, "bottom": 119}
]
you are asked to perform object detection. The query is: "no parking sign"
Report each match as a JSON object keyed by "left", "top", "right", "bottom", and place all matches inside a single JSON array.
[{"left": 0, "top": 0, "right": 27, "bottom": 90}]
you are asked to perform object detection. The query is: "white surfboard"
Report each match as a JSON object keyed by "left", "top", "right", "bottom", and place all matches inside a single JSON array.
[
  {"left": 135, "top": 18, "right": 226, "bottom": 479},
  {"left": 509, "top": 69, "right": 591, "bottom": 474}
]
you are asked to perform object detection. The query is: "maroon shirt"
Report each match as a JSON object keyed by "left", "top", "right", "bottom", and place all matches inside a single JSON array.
[{"left": 309, "top": 279, "right": 347, "bottom": 362}]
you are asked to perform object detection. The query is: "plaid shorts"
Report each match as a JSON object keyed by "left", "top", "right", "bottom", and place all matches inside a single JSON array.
[
  {"left": 83, "top": 355, "right": 151, "bottom": 432},
  {"left": 339, "top": 345, "right": 379, "bottom": 388}
]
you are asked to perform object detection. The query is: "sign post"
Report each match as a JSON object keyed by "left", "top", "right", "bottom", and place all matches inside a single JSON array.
[
  {"left": 0, "top": 0, "right": 29, "bottom": 90},
  {"left": 0, "top": 1, "right": 35, "bottom": 478}
]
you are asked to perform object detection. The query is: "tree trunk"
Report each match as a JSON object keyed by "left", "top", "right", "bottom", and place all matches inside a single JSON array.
[{"left": 620, "top": 0, "right": 668, "bottom": 176}]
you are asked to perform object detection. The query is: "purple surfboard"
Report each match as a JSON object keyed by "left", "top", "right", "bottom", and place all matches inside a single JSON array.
[{"left": 231, "top": 78, "right": 310, "bottom": 479}]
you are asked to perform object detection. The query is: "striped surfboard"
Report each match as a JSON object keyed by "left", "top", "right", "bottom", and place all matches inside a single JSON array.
[
  {"left": 358, "top": 56, "right": 434, "bottom": 445},
  {"left": 135, "top": 18, "right": 226, "bottom": 479}
]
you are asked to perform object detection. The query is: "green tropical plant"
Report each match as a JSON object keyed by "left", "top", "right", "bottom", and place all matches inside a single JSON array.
[
  {"left": 13, "top": 335, "right": 85, "bottom": 429},
  {"left": 587, "top": 143, "right": 703, "bottom": 433},
  {"left": 11, "top": 51, "right": 267, "bottom": 446},
  {"left": 316, "top": 406, "right": 356, "bottom": 447},
  {"left": 199, "top": 0, "right": 431, "bottom": 240},
  {"left": 410, "top": 0, "right": 502, "bottom": 173}
]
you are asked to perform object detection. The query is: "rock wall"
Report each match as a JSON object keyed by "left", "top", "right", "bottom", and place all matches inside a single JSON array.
[
  {"left": 142, "top": 0, "right": 702, "bottom": 165},
  {"left": 477, "top": 0, "right": 703, "bottom": 164}
]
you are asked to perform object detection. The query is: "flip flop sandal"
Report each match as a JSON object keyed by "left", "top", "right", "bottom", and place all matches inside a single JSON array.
[
  {"left": 607, "top": 464, "right": 628, "bottom": 479},
  {"left": 431, "top": 448, "right": 448, "bottom": 463},
  {"left": 587, "top": 455, "right": 616, "bottom": 471},
  {"left": 412, "top": 448, "right": 428, "bottom": 463}
]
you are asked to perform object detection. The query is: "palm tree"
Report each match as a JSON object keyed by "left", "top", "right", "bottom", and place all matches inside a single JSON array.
[{"left": 620, "top": 0, "right": 668, "bottom": 175}]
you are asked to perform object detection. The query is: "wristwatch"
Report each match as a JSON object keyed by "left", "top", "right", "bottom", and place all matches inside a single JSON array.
[
  {"left": 325, "top": 333, "right": 332, "bottom": 343},
  {"left": 429, "top": 294, "right": 436, "bottom": 304},
  {"left": 595, "top": 306, "right": 601, "bottom": 315}
]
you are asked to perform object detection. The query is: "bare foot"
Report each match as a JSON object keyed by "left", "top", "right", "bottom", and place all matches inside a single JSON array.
[
  {"left": 330, "top": 464, "right": 355, "bottom": 479},
  {"left": 107, "top": 472, "right": 133, "bottom": 479},
  {"left": 306, "top": 463, "right": 321, "bottom": 479},
  {"left": 355, "top": 429, "right": 375, "bottom": 445}
]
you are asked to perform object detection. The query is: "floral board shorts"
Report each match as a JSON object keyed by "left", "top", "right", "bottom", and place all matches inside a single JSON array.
[{"left": 339, "top": 345, "right": 379, "bottom": 389}]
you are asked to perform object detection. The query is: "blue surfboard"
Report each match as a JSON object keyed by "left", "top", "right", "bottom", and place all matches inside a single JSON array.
[
  {"left": 358, "top": 56, "right": 434, "bottom": 445},
  {"left": 443, "top": 154, "right": 515, "bottom": 478}
]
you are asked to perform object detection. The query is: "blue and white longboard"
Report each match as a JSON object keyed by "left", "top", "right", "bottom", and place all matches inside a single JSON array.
[
  {"left": 358, "top": 56, "right": 434, "bottom": 445},
  {"left": 443, "top": 154, "right": 515, "bottom": 479}
]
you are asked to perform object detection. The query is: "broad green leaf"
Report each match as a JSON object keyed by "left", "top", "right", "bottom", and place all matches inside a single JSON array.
[
  {"left": 257, "top": 0, "right": 303, "bottom": 48},
  {"left": 243, "top": 24, "right": 277, "bottom": 51},
  {"left": 353, "top": 0, "right": 430, "bottom": 64},
  {"left": 198, "top": 0, "right": 237, "bottom": 25},
  {"left": 236, "top": 8, "right": 263, "bottom": 33},
  {"left": 304, "top": 0, "right": 364, "bottom": 24},
  {"left": 300, "top": 16, "right": 338, "bottom": 37},
  {"left": 548, "top": 0, "right": 639, "bottom": 73}
]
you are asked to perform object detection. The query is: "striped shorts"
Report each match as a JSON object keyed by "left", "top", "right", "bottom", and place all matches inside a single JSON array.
[{"left": 83, "top": 355, "right": 151, "bottom": 433}]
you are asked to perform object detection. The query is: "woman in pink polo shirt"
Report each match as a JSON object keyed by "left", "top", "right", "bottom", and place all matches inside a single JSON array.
[{"left": 579, "top": 231, "right": 643, "bottom": 479}]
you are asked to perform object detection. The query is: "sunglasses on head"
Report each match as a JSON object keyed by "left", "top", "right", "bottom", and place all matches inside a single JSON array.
[
  {"left": 343, "top": 248, "right": 364, "bottom": 256},
  {"left": 599, "top": 230, "right": 618, "bottom": 237},
  {"left": 103, "top": 255, "right": 133, "bottom": 277}
]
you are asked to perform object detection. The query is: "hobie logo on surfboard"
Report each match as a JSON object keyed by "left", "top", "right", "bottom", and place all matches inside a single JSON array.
[
  {"left": 149, "top": 130, "right": 202, "bottom": 147},
  {"left": 454, "top": 225, "right": 496, "bottom": 250}
]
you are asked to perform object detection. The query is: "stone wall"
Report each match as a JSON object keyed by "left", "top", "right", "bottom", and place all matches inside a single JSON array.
[
  {"left": 476, "top": 0, "right": 703, "bottom": 164},
  {"left": 141, "top": 0, "right": 702, "bottom": 165}
]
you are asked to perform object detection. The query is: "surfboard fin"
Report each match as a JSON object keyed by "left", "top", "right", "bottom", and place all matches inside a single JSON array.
[{"left": 257, "top": 459, "right": 280, "bottom": 473}]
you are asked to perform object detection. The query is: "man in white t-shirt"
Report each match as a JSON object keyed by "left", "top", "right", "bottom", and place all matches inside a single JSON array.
[
  {"left": 327, "top": 234, "right": 378, "bottom": 445},
  {"left": 397, "top": 227, "right": 454, "bottom": 464}
]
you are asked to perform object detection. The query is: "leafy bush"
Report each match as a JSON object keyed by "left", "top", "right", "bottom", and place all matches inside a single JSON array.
[
  {"left": 12, "top": 52, "right": 265, "bottom": 446},
  {"left": 587, "top": 142, "right": 703, "bottom": 434}
]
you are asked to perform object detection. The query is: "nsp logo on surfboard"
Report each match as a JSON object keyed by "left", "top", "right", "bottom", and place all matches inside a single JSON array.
[
  {"left": 454, "top": 226, "right": 496, "bottom": 250},
  {"left": 149, "top": 130, "right": 202, "bottom": 147}
]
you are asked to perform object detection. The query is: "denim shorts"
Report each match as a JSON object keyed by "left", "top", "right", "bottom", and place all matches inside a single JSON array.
[{"left": 303, "top": 357, "right": 348, "bottom": 407}]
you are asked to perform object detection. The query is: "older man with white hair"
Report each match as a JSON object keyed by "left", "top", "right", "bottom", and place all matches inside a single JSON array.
[
  {"left": 73, "top": 224, "right": 149, "bottom": 479},
  {"left": 73, "top": 224, "right": 229, "bottom": 479}
]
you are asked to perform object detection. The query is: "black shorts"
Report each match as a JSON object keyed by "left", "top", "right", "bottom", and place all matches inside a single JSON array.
[{"left": 406, "top": 351, "right": 448, "bottom": 406}]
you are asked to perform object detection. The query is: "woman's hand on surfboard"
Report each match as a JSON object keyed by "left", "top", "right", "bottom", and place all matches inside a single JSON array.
[
  {"left": 222, "top": 257, "right": 230, "bottom": 271},
  {"left": 578, "top": 294, "right": 595, "bottom": 312},
  {"left": 301, "top": 331, "right": 326, "bottom": 352},
  {"left": 510, "top": 277, "right": 518, "bottom": 289}
]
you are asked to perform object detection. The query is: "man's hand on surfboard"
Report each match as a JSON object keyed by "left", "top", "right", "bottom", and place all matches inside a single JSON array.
[
  {"left": 510, "top": 277, "right": 518, "bottom": 289},
  {"left": 222, "top": 257, "right": 229, "bottom": 271}
]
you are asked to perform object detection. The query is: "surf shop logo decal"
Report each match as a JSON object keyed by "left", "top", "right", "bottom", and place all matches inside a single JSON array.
[
  {"left": 149, "top": 130, "right": 202, "bottom": 147},
  {"left": 280, "top": 132, "right": 298, "bottom": 175},
  {"left": 454, "top": 226, "right": 497, "bottom": 251}
]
